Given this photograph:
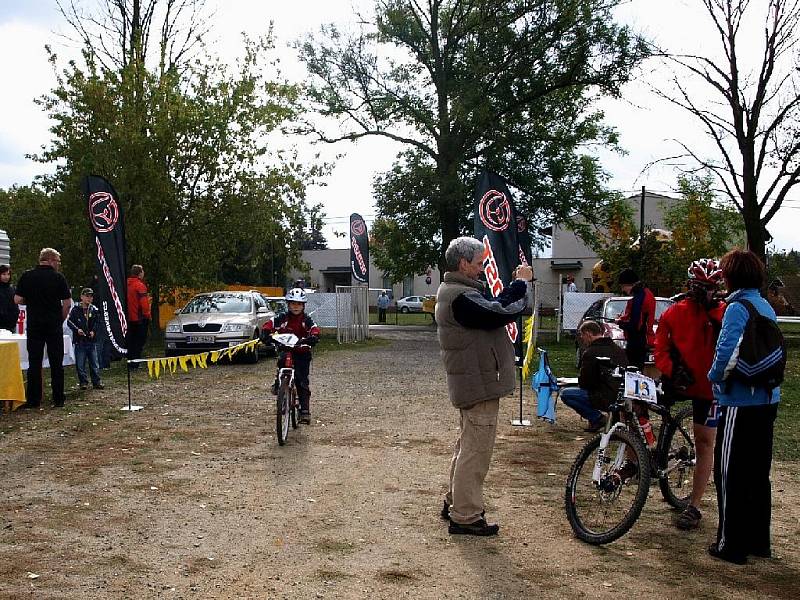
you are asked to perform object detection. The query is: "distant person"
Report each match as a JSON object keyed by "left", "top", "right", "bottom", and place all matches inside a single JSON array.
[
  {"left": 126, "top": 264, "right": 151, "bottom": 368},
  {"left": 0, "top": 264, "right": 19, "bottom": 332},
  {"left": 561, "top": 320, "right": 628, "bottom": 432},
  {"left": 654, "top": 259, "right": 725, "bottom": 531},
  {"left": 616, "top": 268, "right": 655, "bottom": 369},
  {"left": 707, "top": 249, "right": 781, "bottom": 565},
  {"left": 565, "top": 275, "right": 578, "bottom": 293},
  {"left": 86, "top": 273, "right": 111, "bottom": 368},
  {"left": 67, "top": 288, "right": 104, "bottom": 390},
  {"left": 14, "top": 248, "right": 72, "bottom": 408},
  {"left": 436, "top": 236, "right": 532, "bottom": 536},
  {"left": 377, "top": 291, "right": 390, "bottom": 323}
]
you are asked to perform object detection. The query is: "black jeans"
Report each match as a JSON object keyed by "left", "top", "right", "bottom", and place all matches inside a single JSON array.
[
  {"left": 26, "top": 324, "right": 65, "bottom": 406},
  {"left": 279, "top": 352, "right": 312, "bottom": 413},
  {"left": 126, "top": 320, "right": 149, "bottom": 363}
]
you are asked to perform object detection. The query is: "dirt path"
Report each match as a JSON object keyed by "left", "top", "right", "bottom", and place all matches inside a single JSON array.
[{"left": 1, "top": 329, "right": 798, "bottom": 599}]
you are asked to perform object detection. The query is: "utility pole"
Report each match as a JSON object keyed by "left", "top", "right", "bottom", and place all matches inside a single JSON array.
[{"left": 639, "top": 186, "right": 646, "bottom": 249}]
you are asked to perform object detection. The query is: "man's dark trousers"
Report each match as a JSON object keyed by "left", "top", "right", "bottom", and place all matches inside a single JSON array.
[
  {"left": 126, "top": 320, "right": 148, "bottom": 364},
  {"left": 26, "top": 324, "right": 65, "bottom": 406}
]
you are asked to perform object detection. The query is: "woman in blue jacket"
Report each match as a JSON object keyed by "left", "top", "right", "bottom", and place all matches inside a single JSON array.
[{"left": 707, "top": 250, "right": 780, "bottom": 565}]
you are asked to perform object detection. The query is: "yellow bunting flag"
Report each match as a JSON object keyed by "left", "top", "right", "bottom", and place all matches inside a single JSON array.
[
  {"left": 154, "top": 358, "right": 160, "bottom": 379},
  {"left": 179, "top": 356, "right": 188, "bottom": 372},
  {"left": 210, "top": 351, "right": 220, "bottom": 363},
  {"left": 147, "top": 361, "right": 154, "bottom": 378},
  {"left": 521, "top": 316, "right": 537, "bottom": 381}
]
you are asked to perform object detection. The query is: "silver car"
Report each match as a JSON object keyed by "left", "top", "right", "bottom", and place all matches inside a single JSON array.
[{"left": 164, "top": 290, "right": 275, "bottom": 362}]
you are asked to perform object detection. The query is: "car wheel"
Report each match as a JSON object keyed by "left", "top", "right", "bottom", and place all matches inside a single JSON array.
[{"left": 401, "top": 306, "right": 409, "bottom": 313}]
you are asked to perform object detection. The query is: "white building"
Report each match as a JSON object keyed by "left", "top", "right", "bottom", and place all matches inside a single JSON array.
[
  {"left": 290, "top": 249, "right": 440, "bottom": 306},
  {"left": 532, "top": 191, "right": 680, "bottom": 294}
]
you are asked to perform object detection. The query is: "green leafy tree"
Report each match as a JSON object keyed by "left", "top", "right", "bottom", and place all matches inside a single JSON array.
[
  {"left": 23, "top": 1, "right": 320, "bottom": 327},
  {"left": 297, "top": 0, "right": 648, "bottom": 277}
]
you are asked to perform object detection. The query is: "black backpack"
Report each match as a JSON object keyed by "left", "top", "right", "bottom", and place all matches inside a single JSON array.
[{"left": 728, "top": 299, "right": 786, "bottom": 390}]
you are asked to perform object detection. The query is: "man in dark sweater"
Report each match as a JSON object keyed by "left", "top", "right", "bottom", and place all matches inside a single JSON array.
[
  {"left": 561, "top": 320, "right": 628, "bottom": 432},
  {"left": 14, "top": 248, "right": 72, "bottom": 408}
]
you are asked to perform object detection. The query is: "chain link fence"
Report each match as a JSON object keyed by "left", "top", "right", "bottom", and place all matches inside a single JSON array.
[{"left": 336, "top": 285, "right": 369, "bottom": 343}]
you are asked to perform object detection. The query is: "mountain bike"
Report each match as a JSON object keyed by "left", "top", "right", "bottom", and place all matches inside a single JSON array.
[
  {"left": 564, "top": 364, "right": 696, "bottom": 544},
  {"left": 270, "top": 333, "right": 302, "bottom": 445}
]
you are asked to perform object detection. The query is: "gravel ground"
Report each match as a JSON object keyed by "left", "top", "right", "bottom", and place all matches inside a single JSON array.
[{"left": 1, "top": 328, "right": 798, "bottom": 599}]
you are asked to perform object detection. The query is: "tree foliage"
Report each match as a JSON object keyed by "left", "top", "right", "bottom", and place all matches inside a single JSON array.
[
  {"left": 596, "top": 174, "right": 744, "bottom": 295},
  {"left": 657, "top": 0, "right": 800, "bottom": 260},
  {"left": 2, "top": 0, "right": 324, "bottom": 327},
  {"left": 297, "top": 0, "right": 648, "bottom": 279}
]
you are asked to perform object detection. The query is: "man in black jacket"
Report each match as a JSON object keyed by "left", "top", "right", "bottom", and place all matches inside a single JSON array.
[{"left": 561, "top": 320, "right": 628, "bottom": 432}]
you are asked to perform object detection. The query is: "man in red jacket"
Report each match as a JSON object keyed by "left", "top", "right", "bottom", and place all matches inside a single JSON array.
[
  {"left": 126, "top": 264, "right": 151, "bottom": 368},
  {"left": 654, "top": 259, "right": 725, "bottom": 531},
  {"left": 617, "top": 268, "right": 656, "bottom": 369}
]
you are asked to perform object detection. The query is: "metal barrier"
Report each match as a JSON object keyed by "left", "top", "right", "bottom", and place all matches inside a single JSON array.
[{"left": 336, "top": 285, "right": 369, "bottom": 343}]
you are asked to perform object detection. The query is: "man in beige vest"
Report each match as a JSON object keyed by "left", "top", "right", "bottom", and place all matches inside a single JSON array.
[{"left": 436, "top": 236, "right": 533, "bottom": 535}]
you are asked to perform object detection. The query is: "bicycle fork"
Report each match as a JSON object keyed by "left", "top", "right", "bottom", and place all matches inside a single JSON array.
[{"left": 592, "top": 422, "right": 628, "bottom": 483}]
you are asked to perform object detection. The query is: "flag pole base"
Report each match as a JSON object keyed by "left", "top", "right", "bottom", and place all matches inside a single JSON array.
[
  {"left": 510, "top": 418, "right": 532, "bottom": 427},
  {"left": 120, "top": 405, "right": 144, "bottom": 412}
]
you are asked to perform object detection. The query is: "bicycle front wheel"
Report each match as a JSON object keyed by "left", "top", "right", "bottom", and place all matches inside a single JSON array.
[
  {"left": 658, "top": 405, "right": 696, "bottom": 509},
  {"left": 290, "top": 386, "right": 299, "bottom": 429},
  {"left": 276, "top": 385, "right": 291, "bottom": 446},
  {"left": 565, "top": 427, "right": 651, "bottom": 545}
]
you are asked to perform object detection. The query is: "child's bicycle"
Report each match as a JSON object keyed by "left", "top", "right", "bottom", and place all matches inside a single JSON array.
[
  {"left": 270, "top": 333, "right": 305, "bottom": 446},
  {"left": 564, "top": 363, "right": 696, "bottom": 544}
]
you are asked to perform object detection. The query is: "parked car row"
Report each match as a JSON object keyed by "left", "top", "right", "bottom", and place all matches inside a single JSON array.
[{"left": 164, "top": 290, "right": 287, "bottom": 362}]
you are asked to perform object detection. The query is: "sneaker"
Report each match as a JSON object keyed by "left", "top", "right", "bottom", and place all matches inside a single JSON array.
[
  {"left": 676, "top": 505, "right": 702, "bottom": 530},
  {"left": 79, "top": 383, "right": 89, "bottom": 390},
  {"left": 448, "top": 518, "right": 499, "bottom": 536},
  {"left": 440, "top": 500, "right": 450, "bottom": 521},
  {"left": 615, "top": 460, "right": 639, "bottom": 483},
  {"left": 708, "top": 543, "right": 747, "bottom": 565},
  {"left": 299, "top": 411, "right": 311, "bottom": 424},
  {"left": 584, "top": 415, "right": 607, "bottom": 433},
  {"left": 93, "top": 383, "right": 105, "bottom": 390}
]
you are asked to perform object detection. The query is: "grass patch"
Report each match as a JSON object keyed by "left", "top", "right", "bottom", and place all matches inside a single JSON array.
[
  {"left": 370, "top": 311, "right": 435, "bottom": 326},
  {"left": 535, "top": 333, "right": 799, "bottom": 461}
]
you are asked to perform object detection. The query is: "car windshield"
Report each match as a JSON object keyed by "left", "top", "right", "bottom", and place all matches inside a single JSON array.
[
  {"left": 181, "top": 293, "right": 252, "bottom": 314},
  {"left": 266, "top": 299, "right": 287, "bottom": 313},
  {"left": 603, "top": 298, "right": 673, "bottom": 321}
]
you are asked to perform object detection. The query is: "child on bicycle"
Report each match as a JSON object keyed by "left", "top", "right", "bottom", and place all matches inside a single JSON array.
[{"left": 261, "top": 288, "right": 320, "bottom": 424}]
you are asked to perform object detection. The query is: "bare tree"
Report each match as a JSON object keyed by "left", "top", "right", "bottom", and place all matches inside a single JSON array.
[
  {"left": 657, "top": 0, "right": 800, "bottom": 260},
  {"left": 55, "top": 0, "right": 210, "bottom": 76}
]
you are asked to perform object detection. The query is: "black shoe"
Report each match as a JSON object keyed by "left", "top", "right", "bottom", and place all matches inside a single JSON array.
[
  {"left": 708, "top": 543, "right": 747, "bottom": 565},
  {"left": 440, "top": 500, "right": 450, "bottom": 520},
  {"left": 749, "top": 548, "right": 772, "bottom": 559},
  {"left": 441, "top": 500, "right": 485, "bottom": 522},
  {"left": 270, "top": 382, "right": 279, "bottom": 395},
  {"left": 299, "top": 411, "right": 311, "bottom": 424},
  {"left": 79, "top": 383, "right": 89, "bottom": 390},
  {"left": 448, "top": 518, "right": 499, "bottom": 536},
  {"left": 52, "top": 401, "right": 65, "bottom": 408},
  {"left": 93, "top": 383, "right": 105, "bottom": 390},
  {"left": 584, "top": 415, "right": 607, "bottom": 433}
]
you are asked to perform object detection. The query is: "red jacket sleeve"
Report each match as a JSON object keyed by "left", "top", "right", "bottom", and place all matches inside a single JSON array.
[{"left": 653, "top": 306, "right": 674, "bottom": 377}]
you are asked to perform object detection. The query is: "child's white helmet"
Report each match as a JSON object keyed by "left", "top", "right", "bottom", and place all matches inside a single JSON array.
[{"left": 285, "top": 288, "right": 307, "bottom": 303}]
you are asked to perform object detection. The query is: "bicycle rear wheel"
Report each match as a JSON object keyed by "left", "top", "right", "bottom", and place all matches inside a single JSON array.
[
  {"left": 565, "top": 427, "right": 651, "bottom": 544},
  {"left": 658, "top": 405, "right": 696, "bottom": 509},
  {"left": 276, "top": 384, "right": 291, "bottom": 445}
]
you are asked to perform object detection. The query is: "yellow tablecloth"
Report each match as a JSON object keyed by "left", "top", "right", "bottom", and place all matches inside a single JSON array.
[{"left": 0, "top": 341, "right": 26, "bottom": 411}]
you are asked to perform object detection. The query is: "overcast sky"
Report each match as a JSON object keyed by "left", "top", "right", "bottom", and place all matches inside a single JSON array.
[{"left": 1, "top": 0, "right": 798, "bottom": 252}]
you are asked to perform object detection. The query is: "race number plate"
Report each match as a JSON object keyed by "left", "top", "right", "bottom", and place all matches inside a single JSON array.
[
  {"left": 624, "top": 371, "right": 658, "bottom": 404},
  {"left": 187, "top": 335, "right": 214, "bottom": 344}
]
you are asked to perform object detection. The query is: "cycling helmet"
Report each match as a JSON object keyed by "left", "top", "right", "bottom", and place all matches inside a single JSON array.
[
  {"left": 687, "top": 258, "right": 723, "bottom": 288},
  {"left": 285, "top": 288, "right": 307, "bottom": 303}
]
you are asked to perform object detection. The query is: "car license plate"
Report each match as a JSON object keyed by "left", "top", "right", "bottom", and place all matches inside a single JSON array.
[{"left": 187, "top": 335, "right": 214, "bottom": 344}]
